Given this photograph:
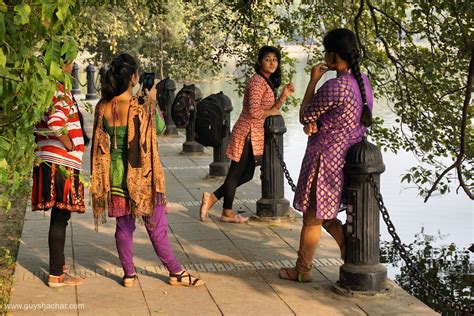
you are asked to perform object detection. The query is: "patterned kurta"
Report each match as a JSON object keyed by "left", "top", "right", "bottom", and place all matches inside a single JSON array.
[
  {"left": 226, "top": 74, "right": 275, "bottom": 162},
  {"left": 293, "top": 70, "right": 373, "bottom": 219}
]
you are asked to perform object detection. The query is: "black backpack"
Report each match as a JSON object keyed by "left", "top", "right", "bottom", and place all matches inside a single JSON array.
[
  {"left": 156, "top": 78, "right": 169, "bottom": 113},
  {"left": 195, "top": 92, "right": 230, "bottom": 147},
  {"left": 171, "top": 84, "right": 196, "bottom": 128}
]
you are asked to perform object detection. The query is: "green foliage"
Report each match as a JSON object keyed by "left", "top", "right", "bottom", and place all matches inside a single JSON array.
[
  {"left": 76, "top": 0, "right": 224, "bottom": 81},
  {"left": 0, "top": 1, "right": 79, "bottom": 205},
  {"left": 0, "top": 0, "right": 472, "bottom": 203},
  {"left": 213, "top": 0, "right": 473, "bottom": 200},
  {"left": 381, "top": 231, "right": 473, "bottom": 314}
]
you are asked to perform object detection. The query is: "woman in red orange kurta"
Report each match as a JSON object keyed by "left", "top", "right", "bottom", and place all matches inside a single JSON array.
[{"left": 200, "top": 46, "right": 294, "bottom": 223}]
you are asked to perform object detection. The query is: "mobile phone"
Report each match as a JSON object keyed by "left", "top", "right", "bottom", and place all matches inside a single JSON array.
[{"left": 140, "top": 72, "right": 155, "bottom": 92}]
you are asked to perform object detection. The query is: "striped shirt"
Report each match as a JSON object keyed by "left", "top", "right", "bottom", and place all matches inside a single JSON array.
[{"left": 34, "top": 83, "right": 84, "bottom": 170}]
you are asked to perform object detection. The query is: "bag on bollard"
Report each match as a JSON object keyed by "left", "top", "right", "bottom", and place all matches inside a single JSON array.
[
  {"left": 195, "top": 92, "right": 228, "bottom": 147},
  {"left": 156, "top": 78, "right": 169, "bottom": 113},
  {"left": 171, "top": 84, "right": 196, "bottom": 128}
]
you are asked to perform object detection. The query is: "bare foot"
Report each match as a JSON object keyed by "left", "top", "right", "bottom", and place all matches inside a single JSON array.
[{"left": 200, "top": 192, "right": 216, "bottom": 221}]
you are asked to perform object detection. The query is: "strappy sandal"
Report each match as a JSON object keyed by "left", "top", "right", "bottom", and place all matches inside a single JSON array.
[
  {"left": 169, "top": 271, "right": 205, "bottom": 287},
  {"left": 219, "top": 214, "right": 249, "bottom": 223},
  {"left": 278, "top": 267, "right": 313, "bottom": 282}
]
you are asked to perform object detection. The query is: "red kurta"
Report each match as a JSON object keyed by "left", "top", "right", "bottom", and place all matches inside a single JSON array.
[{"left": 226, "top": 74, "right": 275, "bottom": 162}]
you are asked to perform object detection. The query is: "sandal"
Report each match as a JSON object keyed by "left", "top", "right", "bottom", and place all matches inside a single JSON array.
[
  {"left": 220, "top": 214, "right": 249, "bottom": 224},
  {"left": 278, "top": 267, "right": 313, "bottom": 282},
  {"left": 200, "top": 192, "right": 212, "bottom": 222},
  {"left": 123, "top": 274, "right": 138, "bottom": 288},
  {"left": 169, "top": 270, "right": 205, "bottom": 287}
]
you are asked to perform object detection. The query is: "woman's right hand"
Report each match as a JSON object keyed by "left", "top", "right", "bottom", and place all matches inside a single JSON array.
[
  {"left": 303, "top": 122, "right": 317, "bottom": 135},
  {"left": 310, "top": 63, "right": 328, "bottom": 82},
  {"left": 144, "top": 84, "right": 157, "bottom": 101}
]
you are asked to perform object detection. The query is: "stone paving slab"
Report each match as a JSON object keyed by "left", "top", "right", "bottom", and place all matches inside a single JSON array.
[{"left": 7, "top": 108, "right": 436, "bottom": 315}]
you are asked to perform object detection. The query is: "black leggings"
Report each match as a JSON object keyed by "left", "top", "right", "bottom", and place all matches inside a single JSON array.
[
  {"left": 48, "top": 206, "right": 71, "bottom": 276},
  {"left": 214, "top": 137, "right": 256, "bottom": 209}
]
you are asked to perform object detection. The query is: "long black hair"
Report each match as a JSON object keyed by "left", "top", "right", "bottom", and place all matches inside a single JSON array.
[
  {"left": 101, "top": 53, "right": 139, "bottom": 102},
  {"left": 254, "top": 45, "right": 282, "bottom": 89},
  {"left": 323, "top": 28, "right": 372, "bottom": 127}
]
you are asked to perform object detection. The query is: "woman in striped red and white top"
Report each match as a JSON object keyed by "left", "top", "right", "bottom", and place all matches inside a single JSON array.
[{"left": 31, "top": 60, "right": 88, "bottom": 288}]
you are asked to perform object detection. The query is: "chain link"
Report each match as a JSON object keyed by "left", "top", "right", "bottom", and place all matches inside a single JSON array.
[
  {"left": 271, "top": 135, "right": 296, "bottom": 192},
  {"left": 92, "top": 74, "right": 101, "bottom": 93},
  {"left": 271, "top": 135, "right": 471, "bottom": 312},
  {"left": 74, "top": 74, "right": 87, "bottom": 87},
  {"left": 368, "top": 175, "right": 473, "bottom": 313}
]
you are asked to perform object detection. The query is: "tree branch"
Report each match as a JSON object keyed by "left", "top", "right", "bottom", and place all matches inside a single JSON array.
[
  {"left": 424, "top": 48, "right": 474, "bottom": 201},
  {"left": 369, "top": 3, "right": 419, "bottom": 35},
  {"left": 436, "top": 86, "right": 467, "bottom": 102},
  {"left": 423, "top": 163, "right": 457, "bottom": 202},
  {"left": 354, "top": 0, "right": 366, "bottom": 59}
]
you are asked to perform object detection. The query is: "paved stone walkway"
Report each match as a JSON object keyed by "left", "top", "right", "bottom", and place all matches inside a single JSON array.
[{"left": 7, "top": 104, "right": 437, "bottom": 315}]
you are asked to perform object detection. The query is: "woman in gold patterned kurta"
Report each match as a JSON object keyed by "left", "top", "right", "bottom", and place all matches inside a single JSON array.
[{"left": 200, "top": 46, "right": 295, "bottom": 223}]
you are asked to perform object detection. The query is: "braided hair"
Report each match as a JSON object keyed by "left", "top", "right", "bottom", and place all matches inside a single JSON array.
[
  {"left": 323, "top": 29, "right": 372, "bottom": 127},
  {"left": 101, "top": 53, "right": 139, "bottom": 102}
]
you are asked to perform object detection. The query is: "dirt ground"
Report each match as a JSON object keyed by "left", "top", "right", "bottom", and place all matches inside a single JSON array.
[{"left": 0, "top": 189, "right": 28, "bottom": 314}]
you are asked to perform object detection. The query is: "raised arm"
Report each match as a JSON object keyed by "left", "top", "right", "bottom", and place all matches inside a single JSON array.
[{"left": 48, "top": 88, "right": 75, "bottom": 151}]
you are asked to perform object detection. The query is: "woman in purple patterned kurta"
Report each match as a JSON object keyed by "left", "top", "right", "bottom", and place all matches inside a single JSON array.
[{"left": 280, "top": 29, "right": 374, "bottom": 282}]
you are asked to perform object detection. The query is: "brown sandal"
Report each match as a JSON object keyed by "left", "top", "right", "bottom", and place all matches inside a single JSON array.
[
  {"left": 169, "top": 271, "right": 205, "bottom": 287},
  {"left": 279, "top": 267, "right": 313, "bottom": 282}
]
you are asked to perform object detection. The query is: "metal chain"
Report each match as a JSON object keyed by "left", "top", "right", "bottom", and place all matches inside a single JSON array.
[
  {"left": 271, "top": 135, "right": 296, "bottom": 192},
  {"left": 272, "top": 137, "right": 471, "bottom": 312},
  {"left": 93, "top": 74, "right": 101, "bottom": 92},
  {"left": 368, "top": 175, "right": 473, "bottom": 313},
  {"left": 77, "top": 78, "right": 87, "bottom": 87},
  {"left": 74, "top": 74, "right": 87, "bottom": 87}
]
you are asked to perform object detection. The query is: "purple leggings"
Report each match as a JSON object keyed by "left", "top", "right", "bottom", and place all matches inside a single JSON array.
[{"left": 115, "top": 204, "right": 182, "bottom": 276}]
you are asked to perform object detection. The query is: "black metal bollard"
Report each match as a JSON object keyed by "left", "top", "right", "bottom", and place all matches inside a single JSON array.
[
  {"left": 339, "top": 137, "right": 387, "bottom": 293},
  {"left": 159, "top": 79, "right": 178, "bottom": 135},
  {"left": 98, "top": 66, "right": 109, "bottom": 93},
  {"left": 85, "top": 64, "right": 98, "bottom": 100},
  {"left": 209, "top": 93, "right": 233, "bottom": 176},
  {"left": 182, "top": 87, "right": 204, "bottom": 153},
  {"left": 256, "top": 115, "right": 290, "bottom": 218},
  {"left": 71, "top": 62, "right": 81, "bottom": 96}
]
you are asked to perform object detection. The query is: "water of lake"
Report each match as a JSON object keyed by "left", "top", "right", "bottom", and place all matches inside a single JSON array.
[{"left": 195, "top": 48, "right": 473, "bottom": 251}]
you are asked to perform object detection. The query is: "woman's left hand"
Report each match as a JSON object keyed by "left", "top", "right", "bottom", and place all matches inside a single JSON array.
[{"left": 144, "top": 84, "right": 157, "bottom": 101}]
